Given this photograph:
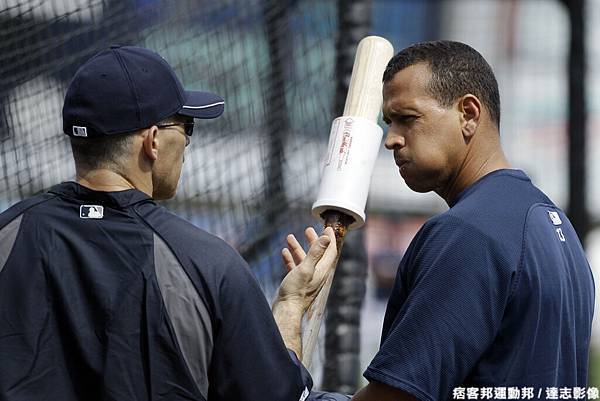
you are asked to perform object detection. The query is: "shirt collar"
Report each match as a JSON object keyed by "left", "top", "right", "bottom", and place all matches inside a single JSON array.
[
  {"left": 48, "top": 181, "right": 153, "bottom": 208},
  {"left": 450, "top": 169, "right": 529, "bottom": 207}
]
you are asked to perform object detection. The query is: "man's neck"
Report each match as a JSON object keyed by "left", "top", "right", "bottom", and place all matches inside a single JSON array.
[
  {"left": 76, "top": 168, "right": 152, "bottom": 196},
  {"left": 438, "top": 138, "right": 510, "bottom": 206}
]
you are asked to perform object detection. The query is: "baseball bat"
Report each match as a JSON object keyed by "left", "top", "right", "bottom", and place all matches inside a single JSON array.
[{"left": 302, "top": 36, "right": 394, "bottom": 369}]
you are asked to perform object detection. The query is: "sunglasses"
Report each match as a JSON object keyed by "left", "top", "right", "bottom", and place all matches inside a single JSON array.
[{"left": 156, "top": 122, "right": 194, "bottom": 146}]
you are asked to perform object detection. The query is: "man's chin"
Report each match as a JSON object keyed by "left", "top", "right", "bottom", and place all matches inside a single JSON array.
[
  {"left": 403, "top": 177, "right": 434, "bottom": 194},
  {"left": 152, "top": 187, "right": 177, "bottom": 200}
]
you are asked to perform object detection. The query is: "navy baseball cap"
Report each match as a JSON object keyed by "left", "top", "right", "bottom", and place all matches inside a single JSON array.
[{"left": 62, "top": 45, "right": 225, "bottom": 138}]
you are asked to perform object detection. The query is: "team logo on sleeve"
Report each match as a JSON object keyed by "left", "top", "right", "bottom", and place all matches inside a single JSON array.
[
  {"left": 299, "top": 387, "right": 309, "bottom": 401},
  {"left": 80, "top": 205, "right": 104, "bottom": 219},
  {"left": 548, "top": 211, "right": 562, "bottom": 225}
]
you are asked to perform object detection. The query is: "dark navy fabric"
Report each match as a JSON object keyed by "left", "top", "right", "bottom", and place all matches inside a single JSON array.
[
  {"left": 364, "top": 169, "right": 594, "bottom": 401},
  {"left": 0, "top": 182, "right": 311, "bottom": 401},
  {"left": 308, "top": 391, "right": 351, "bottom": 400}
]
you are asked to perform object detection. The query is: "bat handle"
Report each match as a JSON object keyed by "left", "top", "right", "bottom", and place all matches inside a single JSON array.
[{"left": 301, "top": 211, "right": 353, "bottom": 369}]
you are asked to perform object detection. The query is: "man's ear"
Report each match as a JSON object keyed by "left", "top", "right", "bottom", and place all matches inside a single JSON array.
[
  {"left": 458, "top": 94, "right": 481, "bottom": 140},
  {"left": 141, "top": 126, "right": 159, "bottom": 161}
]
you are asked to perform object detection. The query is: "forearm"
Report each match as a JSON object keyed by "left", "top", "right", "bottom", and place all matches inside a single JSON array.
[
  {"left": 272, "top": 300, "right": 304, "bottom": 359},
  {"left": 351, "top": 382, "right": 418, "bottom": 401}
]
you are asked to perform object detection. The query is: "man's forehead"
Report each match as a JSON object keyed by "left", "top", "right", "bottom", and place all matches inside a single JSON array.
[
  {"left": 384, "top": 63, "right": 432, "bottom": 94},
  {"left": 383, "top": 63, "right": 433, "bottom": 107}
]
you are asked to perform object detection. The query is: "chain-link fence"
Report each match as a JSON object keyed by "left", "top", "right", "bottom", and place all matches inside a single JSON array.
[{"left": 2, "top": 0, "right": 599, "bottom": 391}]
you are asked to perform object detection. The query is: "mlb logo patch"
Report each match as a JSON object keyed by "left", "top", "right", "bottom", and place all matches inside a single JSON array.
[
  {"left": 72, "top": 126, "right": 88, "bottom": 137},
  {"left": 548, "top": 211, "right": 562, "bottom": 226},
  {"left": 80, "top": 205, "right": 104, "bottom": 219},
  {"left": 299, "top": 387, "right": 310, "bottom": 401}
]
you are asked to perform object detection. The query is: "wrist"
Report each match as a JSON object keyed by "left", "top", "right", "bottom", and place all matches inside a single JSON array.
[
  {"left": 272, "top": 298, "right": 304, "bottom": 320},
  {"left": 272, "top": 299, "right": 304, "bottom": 359}
]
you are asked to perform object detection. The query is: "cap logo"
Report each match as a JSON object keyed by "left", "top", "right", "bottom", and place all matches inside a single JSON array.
[
  {"left": 80, "top": 205, "right": 104, "bottom": 219},
  {"left": 73, "top": 126, "right": 88, "bottom": 137}
]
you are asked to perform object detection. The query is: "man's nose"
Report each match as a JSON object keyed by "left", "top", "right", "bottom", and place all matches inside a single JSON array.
[{"left": 384, "top": 128, "right": 405, "bottom": 150}]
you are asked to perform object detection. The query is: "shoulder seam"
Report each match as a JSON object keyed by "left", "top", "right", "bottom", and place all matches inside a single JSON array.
[
  {"left": 130, "top": 204, "right": 187, "bottom": 261},
  {"left": 131, "top": 204, "right": 217, "bottom": 321},
  {"left": 0, "top": 193, "right": 57, "bottom": 230},
  {"left": 0, "top": 215, "right": 24, "bottom": 274}
]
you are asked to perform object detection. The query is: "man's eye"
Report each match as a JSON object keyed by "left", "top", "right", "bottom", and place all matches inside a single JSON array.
[
  {"left": 399, "top": 115, "right": 417, "bottom": 122},
  {"left": 383, "top": 115, "right": 417, "bottom": 125}
]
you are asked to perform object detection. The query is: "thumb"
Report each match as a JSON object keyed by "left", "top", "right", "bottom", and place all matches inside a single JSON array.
[{"left": 300, "top": 234, "right": 331, "bottom": 272}]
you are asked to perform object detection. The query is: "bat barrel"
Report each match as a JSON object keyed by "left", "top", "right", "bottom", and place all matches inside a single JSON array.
[
  {"left": 343, "top": 36, "right": 395, "bottom": 121},
  {"left": 311, "top": 36, "right": 393, "bottom": 231}
]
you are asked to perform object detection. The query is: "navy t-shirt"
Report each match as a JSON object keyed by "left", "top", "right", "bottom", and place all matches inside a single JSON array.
[{"left": 364, "top": 169, "right": 594, "bottom": 401}]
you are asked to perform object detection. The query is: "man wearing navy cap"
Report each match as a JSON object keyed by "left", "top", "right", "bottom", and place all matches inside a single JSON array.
[{"left": 0, "top": 45, "right": 338, "bottom": 401}]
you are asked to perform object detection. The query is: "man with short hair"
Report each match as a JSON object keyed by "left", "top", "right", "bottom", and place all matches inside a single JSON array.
[
  {"left": 281, "top": 40, "right": 594, "bottom": 401},
  {"left": 0, "top": 45, "right": 338, "bottom": 401}
]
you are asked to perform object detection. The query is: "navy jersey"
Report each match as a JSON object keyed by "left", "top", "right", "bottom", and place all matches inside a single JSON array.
[
  {"left": 0, "top": 182, "right": 311, "bottom": 401},
  {"left": 364, "top": 169, "right": 594, "bottom": 400}
]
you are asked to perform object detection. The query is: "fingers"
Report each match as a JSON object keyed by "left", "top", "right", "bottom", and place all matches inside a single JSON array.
[
  {"left": 286, "top": 234, "right": 306, "bottom": 266},
  {"left": 305, "top": 227, "right": 319, "bottom": 245},
  {"left": 322, "top": 226, "right": 336, "bottom": 244},
  {"left": 281, "top": 247, "right": 295, "bottom": 272},
  {"left": 282, "top": 226, "right": 336, "bottom": 275},
  {"left": 312, "top": 227, "right": 338, "bottom": 282},
  {"left": 299, "top": 231, "right": 331, "bottom": 275}
]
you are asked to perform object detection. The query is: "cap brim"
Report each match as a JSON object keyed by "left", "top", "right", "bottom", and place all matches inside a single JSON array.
[{"left": 178, "top": 90, "right": 225, "bottom": 119}]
